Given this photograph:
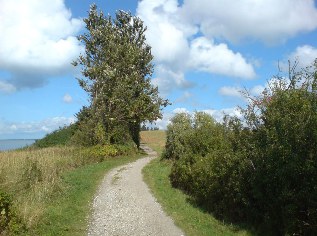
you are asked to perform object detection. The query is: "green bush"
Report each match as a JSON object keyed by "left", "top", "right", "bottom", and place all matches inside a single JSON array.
[
  {"left": 242, "top": 88, "right": 317, "bottom": 234},
  {"left": 0, "top": 190, "right": 25, "bottom": 235},
  {"left": 168, "top": 112, "right": 235, "bottom": 197},
  {"left": 34, "top": 124, "right": 76, "bottom": 148},
  {"left": 81, "top": 144, "right": 137, "bottom": 162},
  {"left": 191, "top": 150, "right": 249, "bottom": 221},
  {"left": 169, "top": 153, "right": 197, "bottom": 193},
  {"left": 163, "top": 112, "right": 192, "bottom": 160},
  {"left": 168, "top": 113, "right": 249, "bottom": 222},
  {"left": 166, "top": 64, "right": 317, "bottom": 235}
]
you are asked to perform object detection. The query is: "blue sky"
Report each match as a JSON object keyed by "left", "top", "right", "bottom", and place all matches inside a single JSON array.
[{"left": 1, "top": 0, "right": 317, "bottom": 139}]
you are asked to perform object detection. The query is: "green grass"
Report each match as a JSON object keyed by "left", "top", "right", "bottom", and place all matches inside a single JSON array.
[
  {"left": 32, "top": 154, "right": 140, "bottom": 236},
  {"left": 141, "top": 131, "right": 252, "bottom": 236}
]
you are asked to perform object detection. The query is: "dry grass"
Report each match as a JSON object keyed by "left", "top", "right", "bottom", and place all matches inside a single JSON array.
[
  {"left": 140, "top": 130, "right": 166, "bottom": 153},
  {"left": 0, "top": 147, "right": 92, "bottom": 228},
  {"left": 0, "top": 144, "right": 139, "bottom": 234}
]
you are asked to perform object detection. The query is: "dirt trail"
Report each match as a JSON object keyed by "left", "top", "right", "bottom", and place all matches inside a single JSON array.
[{"left": 87, "top": 145, "right": 185, "bottom": 236}]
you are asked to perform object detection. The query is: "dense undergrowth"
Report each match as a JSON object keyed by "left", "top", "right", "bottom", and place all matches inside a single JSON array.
[{"left": 164, "top": 69, "right": 317, "bottom": 235}]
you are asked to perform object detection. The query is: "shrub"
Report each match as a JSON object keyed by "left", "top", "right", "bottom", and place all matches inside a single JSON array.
[
  {"left": 34, "top": 124, "right": 76, "bottom": 148},
  {"left": 168, "top": 112, "right": 236, "bottom": 200},
  {"left": 0, "top": 190, "right": 25, "bottom": 235},
  {"left": 81, "top": 144, "right": 137, "bottom": 162},
  {"left": 170, "top": 153, "right": 197, "bottom": 193},
  {"left": 163, "top": 112, "right": 192, "bottom": 160},
  {"left": 243, "top": 87, "right": 317, "bottom": 234},
  {"left": 166, "top": 62, "right": 317, "bottom": 235}
]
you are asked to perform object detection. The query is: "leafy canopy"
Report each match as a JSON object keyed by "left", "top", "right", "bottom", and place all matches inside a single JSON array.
[{"left": 72, "top": 4, "right": 169, "bottom": 147}]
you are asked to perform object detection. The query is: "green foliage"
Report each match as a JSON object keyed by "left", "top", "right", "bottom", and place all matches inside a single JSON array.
[
  {"left": 142, "top": 131, "right": 251, "bottom": 236},
  {"left": 81, "top": 144, "right": 137, "bottom": 162},
  {"left": 241, "top": 86, "right": 317, "bottom": 234},
  {"left": 72, "top": 4, "right": 169, "bottom": 147},
  {"left": 0, "top": 190, "right": 25, "bottom": 235},
  {"left": 167, "top": 112, "right": 245, "bottom": 221},
  {"left": 34, "top": 124, "right": 76, "bottom": 148},
  {"left": 143, "top": 159, "right": 251, "bottom": 236},
  {"left": 163, "top": 113, "right": 192, "bottom": 160},
  {"left": 166, "top": 61, "right": 317, "bottom": 235}
]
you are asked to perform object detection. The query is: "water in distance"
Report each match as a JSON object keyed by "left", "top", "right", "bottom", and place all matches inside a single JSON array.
[{"left": 0, "top": 139, "right": 36, "bottom": 151}]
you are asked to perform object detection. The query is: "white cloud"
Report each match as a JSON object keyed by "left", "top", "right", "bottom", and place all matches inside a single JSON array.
[
  {"left": 250, "top": 85, "right": 265, "bottom": 96},
  {"left": 137, "top": 0, "right": 317, "bottom": 92},
  {"left": 203, "top": 108, "right": 243, "bottom": 122},
  {"left": 173, "top": 107, "right": 189, "bottom": 114},
  {"left": 0, "top": 116, "right": 76, "bottom": 135},
  {"left": 152, "top": 118, "right": 169, "bottom": 130},
  {"left": 219, "top": 85, "right": 265, "bottom": 99},
  {"left": 181, "top": 0, "right": 317, "bottom": 44},
  {"left": 0, "top": 80, "right": 16, "bottom": 93},
  {"left": 219, "top": 86, "right": 243, "bottom": 98},
  {"left": 137, "top": 0, "right": 257, "bottom": 93},
  {"left": 175, "top": 91, "right": 193, "bottom": 103},
  {"left": 63, "top": 93, "right": 73, "bottom": 103},
  {"left": 152, "top": 65, "right": 193, "bottom": 94},
  {"left": 137, "top": 0, "right": 193, "bottom": 66},
  {"left": 0, "top": 0, "right": 83, "bottom": 89},
  {"left": 288, "top": 45, "right": 317, "bottom": 69},
  {"left": 152, "top": 107, "right": 190, "bottom": 129},
  {"left": 189, "top": 37, "right": 255, "bottom": 79}
]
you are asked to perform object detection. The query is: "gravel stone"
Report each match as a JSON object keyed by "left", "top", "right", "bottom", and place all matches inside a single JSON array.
[{"left": 87, "top": 145, "right": 185, "bottom": 236}]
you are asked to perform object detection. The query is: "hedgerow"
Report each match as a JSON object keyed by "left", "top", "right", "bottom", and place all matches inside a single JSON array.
[{"left": 165, "top": 62, "right": 317, "bottom": 235}]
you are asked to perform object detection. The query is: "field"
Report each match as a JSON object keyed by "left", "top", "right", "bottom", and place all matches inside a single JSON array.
[
  {"left": 141, "top": 130, "right": 252, "bottom": 236},
  {"left": 140, "top": 130, "right": 166, "bottom": 153}
]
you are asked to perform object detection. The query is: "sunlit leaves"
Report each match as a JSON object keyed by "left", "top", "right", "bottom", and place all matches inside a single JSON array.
[{"left": 73, "top": 4, "right": 169, "bottom": 146}]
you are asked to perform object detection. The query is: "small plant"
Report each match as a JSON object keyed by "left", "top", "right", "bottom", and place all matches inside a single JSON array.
[
  {"left": 0, "top": 190, "right": 25, "bottom": 235},
  {"left": 22, "top": 158, "right": 43, "bottom": 189},
  {"left": 0, "top": 190, "right": 11, "bottom": 231}
]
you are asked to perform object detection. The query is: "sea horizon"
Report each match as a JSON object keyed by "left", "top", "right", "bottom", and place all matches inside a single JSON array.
[{"left": 0, "top": 139, "right": 37, "bottom": 151}]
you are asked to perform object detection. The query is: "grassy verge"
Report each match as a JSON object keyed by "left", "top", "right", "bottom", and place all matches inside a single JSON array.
[
  {"left": 0, "top": 145, "right": 139, "bottom": 235},
  {"left": 141, "top": 131, "right": 252, "bottom": 236},
  {"left": 32, "top": 154, "right": 139, "bottom": 236}
]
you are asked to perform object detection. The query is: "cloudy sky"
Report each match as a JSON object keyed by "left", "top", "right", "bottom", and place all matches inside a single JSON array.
[{"left": 1, "top": 0, "right": 317, "bottom": 138}]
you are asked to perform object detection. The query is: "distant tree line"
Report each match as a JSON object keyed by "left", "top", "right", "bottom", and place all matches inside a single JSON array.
[
  {"left": 163, "top": 61, "right": 317, "bottom": 235},
  {"left": 140, "top": 123, "right": 159, "bottom": 131}
]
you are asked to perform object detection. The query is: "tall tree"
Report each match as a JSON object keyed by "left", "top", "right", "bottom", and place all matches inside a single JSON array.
[{"left": 73, "top": 4, "right": 169, "bottom": 147}]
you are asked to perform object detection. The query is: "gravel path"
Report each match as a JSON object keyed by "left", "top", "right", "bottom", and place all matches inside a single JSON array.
[{"left": 87, "top": 145, "right": 185, "bottom": 236}]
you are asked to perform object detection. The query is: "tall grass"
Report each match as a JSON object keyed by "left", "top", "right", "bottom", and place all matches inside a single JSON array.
[
  {"left": 0, "top": 144, "right": 137, "bottom": 233},
  {"left": 0, "top": 147, "right": 81, "bottom": 228}
]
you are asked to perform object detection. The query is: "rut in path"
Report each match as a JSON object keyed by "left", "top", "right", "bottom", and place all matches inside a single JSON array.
[{"left": 87, "top": 145, "right": 185, "bottom": 236}]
